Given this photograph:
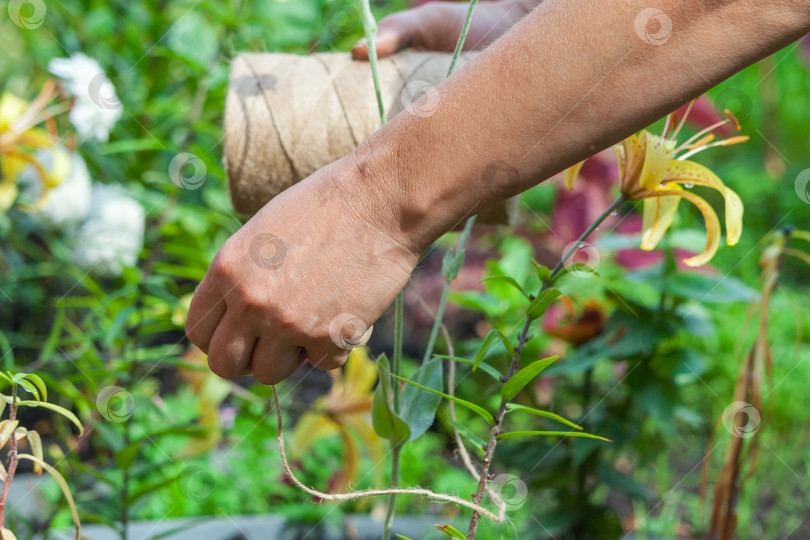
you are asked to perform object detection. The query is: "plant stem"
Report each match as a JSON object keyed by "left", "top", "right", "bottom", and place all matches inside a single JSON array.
[
  {"left": 467, "top": 194, "right": 626, "bottom": 539},
  {"left": 382, "top": 292, "right": 405, "bottom": 540},
  {"left": 360, "top": 0, "right": 385, "bottom": 125},
  {"left": 447, "top": 0, "right": 479, "bottom": 77},
  {"left": 0, "top": 386, "right": 19, "bottom": 527},
  {"left": 382, "top": 445, "right": 401, "bottom": 540},
  {"left": 422, "top": 217, "right": 477, "bottom": 364}
]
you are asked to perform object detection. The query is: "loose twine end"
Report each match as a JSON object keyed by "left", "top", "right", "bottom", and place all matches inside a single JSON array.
[{"left": 270, "top": 386, "right": 506, "bottom": 524}]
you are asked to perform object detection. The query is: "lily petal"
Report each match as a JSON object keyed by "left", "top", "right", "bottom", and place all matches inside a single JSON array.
[
  {"left": 563, "top": 161, "right": 585, "bottom": 191},
  {"left": 723, "top": 187, "right": 743, "bottom": 246},
  {"left": 640, "top": 185, "right": 682, "bottom": 251},
  {"left": 645, "top": 189, "right": 721, "bottom": 267},
  {"left": 639, "top": 132, "right": 676, "bottom": 191},
  {"left": 662, "top": 160, "right": 743, "bottom": 246}
]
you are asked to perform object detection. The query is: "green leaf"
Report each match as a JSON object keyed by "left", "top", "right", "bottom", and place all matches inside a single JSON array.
[
  {"left": 22, "top": 374, "right": 47, "bottom": 403},
  {"left": 532, "top": 260, "right": 552, "bottom": 284},
  {"left": 448, "top": 420, "right": 486, "bottom": 451},
  {"left": 391, "top": 374, "right": 495, "bottom": 426},
  {"left": 481, "top": 275, "right": 528, "bottom": 298},
  {"left": 434, "top": 355, "right": 503, "bottom": 381},
  {"left": 116, "top": 444, "right": 141, "bottom": 472},
  {"left": 101, "top": 138, "right": 167, "bottom": 155},
  {"left": 505, "top": 404, "right": 582, "bottom": 430},
  {"left": 395, "top": 536, "right": 414, "bottom": 540},
  {"left": 500, "top": 356, "right": 559, "bottom": 401},
  {"left": 371, "top": 355, "right": 410, "bottom": 448},
  {"left": 125, "top": 472, "right": 186, "bottom": 505},
  {"left": 474, "top": 330, "right": 515, "bottom": 371},
  {"left": 436, "top": 524, "right": 467, "bottom": 539},
  {"left": 548, "top": 264, "right": 599, "bottom": 284},
  {"left": 15, "top": 400, "right": 84, "bottom": 435},
  {"left": 496, "top": 430, "right": 611, "bottom": 442},
  {"left": 401, "top": 357, "right": 443, "bottom": 442},
  {"left": 17, "top": 379, "right": 40, "bottom": 400},
  {"left": 527, "top": 288, "right": 562, "bottom": 320}
]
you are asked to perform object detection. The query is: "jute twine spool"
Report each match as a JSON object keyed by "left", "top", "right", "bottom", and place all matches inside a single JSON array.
[{"left": 224, "top": 52, "right": 519, "bottom": 226}]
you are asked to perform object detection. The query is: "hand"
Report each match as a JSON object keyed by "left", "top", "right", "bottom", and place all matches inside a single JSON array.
[
  {"left": 351, "top": 0, "right": 539, "bottom": 59},
  {"left": 185, "top": 153, "right": 419, "bottom": 384}
]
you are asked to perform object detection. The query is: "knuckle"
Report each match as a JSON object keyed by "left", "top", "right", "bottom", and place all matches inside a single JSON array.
[
  {"left": 309, "top": 350, "right": 348, "bottom": 371},
  {"left": 207, "top": 357, "right": 233, "bottom": 379}
]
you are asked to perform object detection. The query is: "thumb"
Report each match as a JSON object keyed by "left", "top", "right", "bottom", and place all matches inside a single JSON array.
[{"left": 351, "top": 11, "right": 420, "bottom": 60}]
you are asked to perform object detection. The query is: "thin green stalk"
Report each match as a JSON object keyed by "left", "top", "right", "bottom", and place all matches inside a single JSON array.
[
  {"left": 360, "top": 0, "right": 385, "bottom": 125},
  {"left": 392, "top": 292, "right": 404, "bottom": 410},
  {"left": 422, "top": 216, "right": 476, "bottom": 364},
  {"left": 447, "top": 0, "right": 479, "bottom": 77},
  {"left": 551, "top": 193, "right": 626, "bottom": 278}
]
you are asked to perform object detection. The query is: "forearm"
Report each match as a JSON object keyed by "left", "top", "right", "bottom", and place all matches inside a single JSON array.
[{"left": 356, "top": 0, "right": 809, "bottom": 253}]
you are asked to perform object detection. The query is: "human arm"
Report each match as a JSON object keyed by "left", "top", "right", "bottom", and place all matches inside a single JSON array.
[{"left": 186, "top": 0, "right": 810, "bottom": 383}]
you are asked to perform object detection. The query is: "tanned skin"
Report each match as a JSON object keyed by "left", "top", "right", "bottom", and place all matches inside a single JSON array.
[{"left": 187, "top": 0, "right": 810, "bottom": 384}]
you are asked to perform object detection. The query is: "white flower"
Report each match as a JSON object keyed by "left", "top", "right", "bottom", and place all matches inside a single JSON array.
[
  {"left": 20, "top": 148, "right": 93, "bottom": 229},
  {"left": 48, "top": 53, "right": 122, "bottom": 142},
  {"left": 72, "top": 185, "right": 144, "bottom": 277}
]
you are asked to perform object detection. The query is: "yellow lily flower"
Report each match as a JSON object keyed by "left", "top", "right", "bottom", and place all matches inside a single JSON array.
[
  {"left": 0, "top": 80, "right": 70, "bottom": 212},
  {"left": 564, "top": 103, "right": 747, "bottom": 267}
]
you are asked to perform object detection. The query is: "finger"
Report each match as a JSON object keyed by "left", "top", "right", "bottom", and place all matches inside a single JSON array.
[
  {"left": 250, "top": 338, "right": 306, "bottom": 385},
  {"left": 304, "top": 340, "right": 350, "bottom": 372},
  {"left": 351, "top": 11, "right": 419, "bottom": 59},
  {"left": 186, "top": 277, "right": 226, "bottom": 354},
  {"left": 207, "top": 313, "right": 257, "bottom": 379}
]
